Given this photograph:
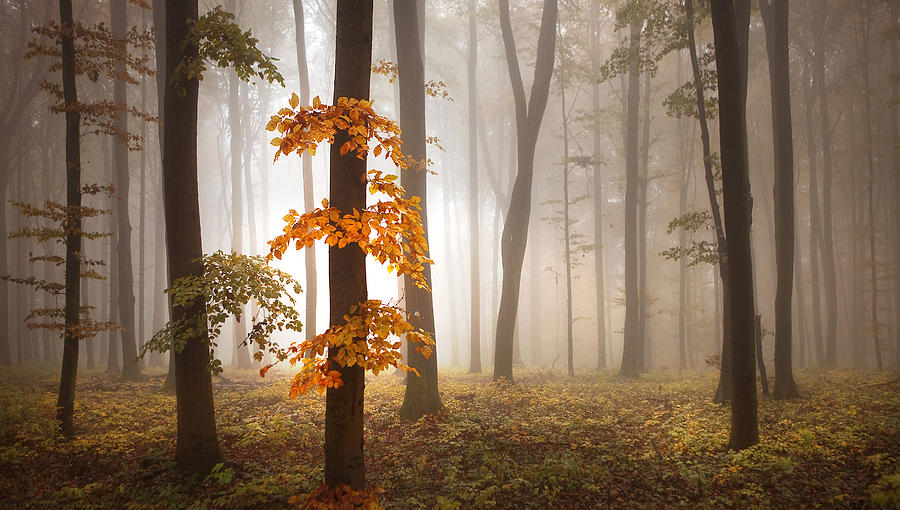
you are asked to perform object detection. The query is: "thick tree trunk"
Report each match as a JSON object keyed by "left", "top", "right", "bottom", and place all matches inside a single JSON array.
[
  {"left": 395, "top": 0, "right": 442, "bottom": 419},
  {"left": 324, "top": 0, "right": 372, "bottom": 488},
  {"left": 56, "top": 0, "right": 82, "bottom": 438},
  {"left": 494, "top": 0, "right": 557, "bottom": 382},
  {"left": 292, "top": 0, "right": 317, "bottom": 344},
  {"left": 163, "top": 0, "right": 223, "bottom": 472},
  {"left": 620, "top": 16, "right": 642, "bottom": 379},
  {"left": 761, "top": 0, "right": 799, "bottom": 399},
  {"left": 711, "top": 0, "right": 758, "bottom": 450},
  {"left": 638, "top": 67, "right": 651, "bottom": 372},
  {"left": 111, "top": 0, "right": 141, "bottom": 380},
  {"left": 803, "top": 76, "right": 825, "bottom": 366}
]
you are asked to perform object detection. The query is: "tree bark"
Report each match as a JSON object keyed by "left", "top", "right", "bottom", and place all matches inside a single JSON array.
[
  {"left": 711, "top": 0, "right": 758, "bottom": 450},
  {"left": 494, "top": 0, "right": 557, "bottom": 382},
  {"left": 760, "top": 0, "right": 799, "bottom": 399},
  {"left": 163, "top": 0, "right": 223, "bottom": 472},
  {"left": 324, "top": 0, "right": 372, "bottom": 488}
]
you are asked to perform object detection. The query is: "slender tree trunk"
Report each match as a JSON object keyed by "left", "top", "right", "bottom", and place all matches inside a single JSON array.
[
  {"left": 560, "top": 71, "right": 574, "bottom": 377},
  {"left": 859, "top": 3, "right": 882, "bottom": 370},
  {"left": 620, "top": 16, "right": 642, "bottom": 379},
  {"left": 138, "top": 7, "right": 148, "bottom": 370},
  {"left": 638, "top": 67, "right": 651, "bottom": 372},
  {"left": 891, "top": 1, "right": 900, "bottom": 371},
  {"left": 494, "top": 0, "right": 557, "bottom": 382},
  {"left": 111, "top": 0, "right": 141, "bottom": 380},
  {"left": 56, "top": 0, "right": 82, "bottom": 438},
  {"left": 591, "top": 0, "right": 607, "bottom": 371},
  {"left": 761, "top": 0, "right": 798, "bottom": 399},
  {"left": 803, "top": 75, "right": 825, "bottom": 366},
  {"left": 292, "top": 0, "right": 317, "bottom": 343},
  {"left": 395, "top": 0, "right": 442, "bottom": 419},
  {"left": 163, "top": 0, "right": 223, "bottom": 472},
  {"left": 711, "top": 0, "right": 758, "bottom": 450},
  {"left": 324, "top": 0, "right": 372, "bottom": 488},
  {"left": 813, "top": 4, "right": 838, "bottom": 367},
  {"left": 687, "top": 0, "right": 734, "bottom": 402},
  {"left": 467, "top": 0, "right": 481, "bottom": 374}
]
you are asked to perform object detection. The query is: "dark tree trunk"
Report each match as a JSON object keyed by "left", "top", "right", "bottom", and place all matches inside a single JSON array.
[
  {"left": 687, "top": 0, "right": 735, "bottom": 403},
  {"left": 163, "top": 0, "right": 223, "bottom": 472},
  {"left": 620, "top": 16, "right": 641, "bottom": 379},
  {"left": 324, "top": 0, "right": 372, "bottom": 488},
  {"left": 892, "top": 1, "right": 900, "bottom": 371},
  {"left": 56, "top": 0, "right": 82, "bottom": 438},
  {"left": 802, "top": 71, "right": 825, "bottom": 366},
  {"left": 761, "top": 0, "right": 799, "bottom": 399},
  {"left": 292, "top": 0, "right": 317, "bottom": 345},
  {"left": 467, "top": 0, "right": 481, "bottom": 374},
  {"left": 394, "top": 0, "right": 442, "bottom": 419},
  {"left": 711, "top": 0, "right": 758, "bottom": 450},
  {"left": 111, "top": 0, "right": 141, "bottom": 380},
  {"left": 494, "top": 0, "right": 557, "bottom": 382},
  {"left": 755, "top": 314, "right": 769, "bottom": 396}
]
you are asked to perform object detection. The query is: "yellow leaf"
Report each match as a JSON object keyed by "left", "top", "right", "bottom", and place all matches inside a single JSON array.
[
  {"left": 313, "top": 96, "right": 322, "bottom": 108},
  {"left": 321, "top": 198, "right": 329, "bottom": 208},
  {"left": 270, "top": 137, "right": 283, "bottom": 146},
  {"left": 289, "top": 92, "right": 300, "bottom": 109}
]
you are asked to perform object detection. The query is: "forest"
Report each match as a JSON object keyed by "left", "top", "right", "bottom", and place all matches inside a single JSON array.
[{"left": 0, "top": 0, "right": 898, "bottom": 508}]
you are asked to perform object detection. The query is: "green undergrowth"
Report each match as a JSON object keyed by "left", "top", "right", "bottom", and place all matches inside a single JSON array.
[{"left": 0, "top": 366, "right": 897, "bottom": 509}]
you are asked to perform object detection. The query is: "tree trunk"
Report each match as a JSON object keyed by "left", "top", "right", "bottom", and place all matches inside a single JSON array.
[
  {"left": 56, "top": 0, "right": 82, "bottom": 438},
  {"left": 324, "top": 0, "right": 373, "bottom": 488},
  {"left": 493, "top": 0, "right": 557, "bottom": 382},
  {"left": 812, "top": 4, "right": 838, "bottom": 368},
  {"left": 163, "top": 0, "right": 223, "bottom": 472},
  {"left": 711, "top": 0, "right": 758, "bottom": 450},
  {"left": 394, "top": 0, "right": 442, "bottom": 419},
  {"left": 292, "top": 0, "right": 317, "bottom": 344},
  {"left": 686, "top": 0, "right": 733, "bottom": 403},
  {"left": 620, "top": 15, "right": 641, "bottom": 379},
  {"left": 590, "top": 0, "right": 606, "bottom": 371},
  {"left": 638, "top": 67, "right": 651, "bottom": 372},
  {"left": 560, "top": 67, "right": 574, "bottom": 377},
  {"left": 111, "top": 0, "right": 141, "bottom": 380},
  {"left": 803, "top": 72, "right": 825, "bottom": 366},
  {"left": 761, "top": 0, "right": 799, "bottom": 399},
  {"left": 466, "top": 0, "right": 482, "bottom": 374},
  {"left": 755, "top": 314, "right": 769, "bottom": 396}
]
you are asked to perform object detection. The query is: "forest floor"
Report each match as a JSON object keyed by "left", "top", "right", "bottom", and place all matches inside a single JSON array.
[{"left": 0, "top": 367, "right": 898, "bottom": 509}]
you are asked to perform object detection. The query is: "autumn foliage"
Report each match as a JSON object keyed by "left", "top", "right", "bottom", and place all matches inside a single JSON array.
[{"left": 263, "top": 94, "right": 434, "bottom": 396}]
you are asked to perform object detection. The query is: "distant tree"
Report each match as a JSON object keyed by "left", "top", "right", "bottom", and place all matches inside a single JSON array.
[
  {"left": 710, "top": 0, "right": 758, "bottom": 450},
  {"left": 291, "top": 0, "right": 318, "bottom": 352},
  {"left": 760, "top": 0, "right": 799, "bottom": 399},
  {"left": 467, "top": 0, "right": 481, "bottom": 375},
  {"left": 494, "top": 0, "right": 558, "bottom": 382},
  {"left": 394, "top": 0, "right": 442, "bottom": 420}
]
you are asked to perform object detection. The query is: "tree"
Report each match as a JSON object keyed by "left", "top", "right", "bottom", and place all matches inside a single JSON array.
[
  {"left": 467, "top": 0, "right": 481, "bottom": 375},
  {"left": 111, "top": 0, "right": 141, "bottom": 381},
  {"left": 710, "top": 0, "right": 758, "bottom": 450},
  {"left": 620, "top": 11, "right": 642, "bottom": 378},
  {"left": 291, "top": 0, "right": 318, "bottom": 352},
  {"left": 494, "top": 0, "right": 557, "bottom": 382},
  {"left": 394, "top": 0, "right": 442, "bottom": 420},
  {"left": 760, "top": 0, "right": 799, "bottom": 399},
  {"left": 590, "top": 0, "right": 608, "bottom": 370},
  {"left": 161, "top": 1, "right": 281, "bottom": 471}
]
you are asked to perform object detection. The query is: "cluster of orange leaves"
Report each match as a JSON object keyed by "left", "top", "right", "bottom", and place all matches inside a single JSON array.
[
  {"left": 290, "top": 483, "right": 384, "bottom": 510},
  {"left": 263, "top": 299, "right": 434, "bottom": 398},
  {"left": 263, "top": 94, "right": 434, "bottom": 395}
]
